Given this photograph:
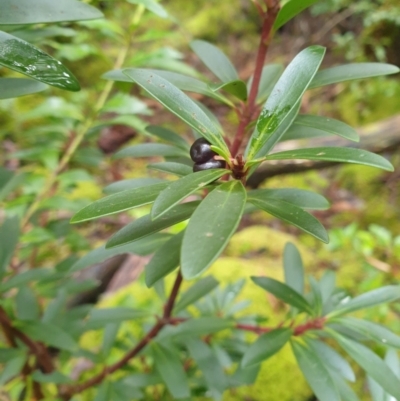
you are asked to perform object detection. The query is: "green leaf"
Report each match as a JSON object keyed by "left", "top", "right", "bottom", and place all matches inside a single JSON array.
[
  {"left": 0, "top": 31, "right": 80, "bottom": 91},
  {"left": 70, "top": 234, "right": 170, "bottom": 272},
  {"left": 211, "top": 79, "right": 248, "bottom": 101},
  {"left": 251, "top": 276, "right": 313, "bottom": 314},
  {"left": 247, "top": 64, "right": 283, "bottom": 103},
  {"left": 0, "top": 268, "right": 51, "bottom": 293},
  {"left": 0, "top": 348, "right": 26, "bottom": 363},
  {"left": 283, "top": 242, "right": 304, "bottom": 295},
  {"left": 126, "top": 0, "right": 168, "bottom": 18},
  {"left": 249, "top": 198, "right": 329, "bottom": 243},
  {"left": 0, "top": 354, "right": 27, "bottom": 386},
  {"left": 332, "top": 333, "right": 400, "bottom": 400},
  {"left": 86, "top": 308, "right": 146, "bottom": 330},
  {"left": 331, "top": 372, "right": 360, "bottom": 401},
  {"left": 106, "top": 201, "right": 199, "bottom": 248},
  {"left": 16, "top": 287, "right": 40, "bottom": 321},
  {"left": 16, "top": 321, "right": 78, "bottom": 351},
  {"left": 71, "top": 182, "right": 169, "bottom": 223},
  {"left": 248, "top": 188, "right": 330, "bottom": 210},
  {"left": 152, "top": 343, "right": 190, "bottom": 399},
  {"left": 114, "top": 143, "right": 187, "bottom": 159},
  {"left": 307, "top": 339, "right": 355, "bottom": 382},
  {"left": 122, "top": 69, "right": 229, "bottom": 154},
  {"left": 291, "top": 340, "right": 341, "bottom": 401},
  {"left": 0, "top": 0, "right": 103, "bottom": 24},
  {"left": 101, "top": 323, "right": 120, "bottom": 357},
  {"left": 146, "top": 125, "right": 189, "bottom": 150},
  {"left": 0, "top": 168, "right": 26, "bottom": 202},
  {"left": 288, "top": 114, "right": 359, "bottom": 142},
  {"left": 152, "top": 169, "right": 227, "bottom": 219},
  {"left": 264, "top": 147, "right": 394, "bottom": 172},
  {"left": 273, "top": 0, "right": 321, "bottom": 31},
  {"left": 246, "top": 46, "right": 325, "bottom": 160},
  {"left": 31, "top": 371, "right": 72, "bottom": 384},
  {"left": 0, "top": 78, "right": 47, "bottom": 99},
  {"left": 104, "top": 177, "right": 166, "bottom": 194},
  {"left": 185, "top": 338, "right": 228, "bottom": 399},
  {"left": 147, "top": 162, "right": 192, "bottom": 177},
  {"left": 145, "top": 231, "right": 184, "bottom": 287},
  {"left": 242, "top": 328, "right": 292, "bottom": 368},
  {"left": 310, "top": 63, "right": 400, "bottom": 89},
  {"left": 174, "top": 276, "right": 219, "bottom": 312},
  {"left": 190, "top": 40, "right": 239, "bottom": 83},
  {"left": 337, "top": 317, "right": 400, "bottom": 349},
  {"left": 0, "top": 217, "right": 19, "bottom": 279},
  {"left": 181, "top": 181, "right": 246, "bottom": 279},
  {"left": 173, "top": 317, "right": 233, "bottom": 338},
  {"left": 328, "top": 285, "right": 400, "bottom": 318}
]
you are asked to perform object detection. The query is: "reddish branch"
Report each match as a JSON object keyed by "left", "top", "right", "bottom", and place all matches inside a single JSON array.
[
  {"left": 230, "top": 0, "right": 280, "bottom": 157},
  {"left": 60, "top": 270, "right": 184, "bottom": 400}
]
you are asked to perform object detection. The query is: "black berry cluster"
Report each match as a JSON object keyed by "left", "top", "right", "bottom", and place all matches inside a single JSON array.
[{"left": 190, "top": 138, "right": 226, "bottom": 172}]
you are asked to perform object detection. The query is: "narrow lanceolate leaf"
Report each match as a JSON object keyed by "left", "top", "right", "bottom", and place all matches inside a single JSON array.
[
  {"left": 249, "top": 198, "right": 329, "bottom": 243},
  {"left": 251, "top": 277, "right": 313, "bottom": 314},
  {"left": 246, "top": 46, "right": 325, "bottom": 160},
  {"left": 106, "top": 201, "right": 199, "bottom": 249},
  {"left": 0, "top": 355, "right": 27, "bottom": 386},
  {"left": 0, "top": 31, "right": 80, "bottom": 91},
  {"left": 122, "top": 69, "right": 229, "bottom": 154},
  {"left": 273, "top": 0, "right": 321, "bottom": 31},
  {"left": 210, "top": 80, "right": 248, "bottom": 101},
  {"left": 146, "top": 125, "right": 190, "bottom": 150},
  {"left": 0, "top": 168, "right": 25, "bottom": 201},
  {"left": 0, "top": 0, "right": 103, "bottom": 24},
  {"left": 0, "top": 217, "right": 19, "bottom": 279},
  {"left": 265, "top": 147, "right": 394, "bottom": 171},
  {"left": 152, "top": 343, "right": 190, "bottom": 399},
  {"left": 332, "top": 333, "right": 400, "bottom": 400},
  {"left": 190, "top": 40, "right": 239, "bottom": 83},
  {"left": 86, "top": 308, "right": 146, "bottom": 329},
  {"left": 242, "top": 328, "right": 292, "bottom": 368},
  {"left": 291, "top": 340, "right": 341, "bottom": 401},
  {"left": 283, "top": 242, "right": 304, "bottom": 295},
  {"left": 248, "top": 188, "right": 330, "bottom": 210},
  {"left": 328, "top": 285, "right": 400, "bottom": 318},
  {"left": 148, "top": 162, "right": 192, "bottom": 177},
  {"left": 69, "top": 234, "right": 170, "bottom": 272},
  {"left": 247, "top": 64, "right": 283, "bottom": 103},
  {"left": 174, "top": 275, "right": 219, "bottom": 312},
  {"left": 306, "top": 339, "right": 355, "bottom": 382},
  {"left": 145, "top": 231, "right": 184, "bottom": 287},
  {"left": 337, "top": 317, "right": 400, "bottom": 349},
  {"left": 152, "top": 169, "right": 227, "bottom": 219},
  {"left": 310, "top": 63, "right": 400, "bottom": 89},
  {"left": 104, "top": 177, "right": 166, "bottom": 194},
  {"left": 181, "top": 181, "right": 247, "bottom": 279},
  {"left": 114, "top": 143, "right": 187, "bottom": 159},
  {"left": 71, "top": 182, "right": 169, "bottom": 223},
  {"left": 0, "top": 78, "right": 47, "bottom": 99},
  {"left": 173, "top": 317, "right": 233, "bottom": 339},
  {"left": 291, "top": 114, "right": 359, "bottom": 142}
]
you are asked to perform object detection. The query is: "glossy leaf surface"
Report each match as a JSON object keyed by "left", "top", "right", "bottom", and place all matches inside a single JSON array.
[
  {"left": 71, "top": 182, "right": 169, "bottom": 223},
  {"left": 248, "top": 188, "right": 329, "bottom": 210},
  {"left": 210, "top": 79, "right": 247, "bottom": 101},
  {"left": 146, "top": 125, "right": 189, "bottom": 150},
  {"left": 103, "top": 177, "right": 166, "bottom": 194},
  {"left": 114, "top": 143, "right": 187, "bottom": 159},
  {"left": 242, "top": 328, "right": 292, "bottom": 367},
  {"left": 145, "top": 232, "right": 184, "bottom": 287},
  {"left": 0, "top": 31, "right": 80, "bottom": 91},
  {"left": 291, "top": 341, "right": 341, "bottom": 401},
  {"left": 251, "top": 276, "right": 313, "bottom": 314},
  {"left": 273, "top": 0, "right": 320, "bottom": 30},
  {"left": 106, "top": 201, "right": 199, "bottom": 248},
  {"left": 310, "top": 63, "right": 400, "bottom": 89},
  {"left": 329, "top": 285, "right": 400, "bottom": 317},
  {"left": 190, "top": 40, "right": 239, "bottom": 82},
  {"left": 152, "top": 169, "right": 227, "bottom": 219},
  {"left": 122, "top": 69, "right": 229, "bottom": 154},
  {"left": 147, "top": 162, "right": 192, "bottom": 177},
  {"left": 249, "top": 198, "right": 329, "bottom": 243},
  {"left": 247, "top": 46, "right": 325, "bottom": 160},
  {"left": 265, "top": 147, "right": 394, "bottom": 171},
  {"left": 0, "top": 78, "right": 47, "bottom": 99},
  {"left": 283, "top": 242, "right": 304, "bottom": 295},
  {"left": 181, "top": 181, "right": 246, "bottom": 279}
]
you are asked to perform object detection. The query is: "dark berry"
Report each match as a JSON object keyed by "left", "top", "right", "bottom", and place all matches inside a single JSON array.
[
  {"left": 190, "top": 138, "right": 216, "bottom": 163},
  {"left": 193, "top": 159, "right": 226, "bottom": 172}
]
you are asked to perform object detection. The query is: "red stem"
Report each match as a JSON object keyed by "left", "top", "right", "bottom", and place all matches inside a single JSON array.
[{"left": 230, "top": 0, "right": 280, "bottom": 157}]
